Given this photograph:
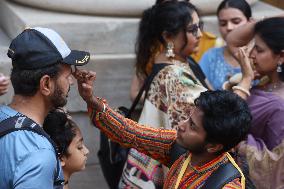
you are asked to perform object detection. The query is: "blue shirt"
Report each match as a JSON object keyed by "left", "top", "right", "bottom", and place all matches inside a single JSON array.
[
  {"left": 0, "top": 105, "right": 63, "bottom": 189},
  {"left": 199, "top": 47, "right": 241, "bottom": 90}
]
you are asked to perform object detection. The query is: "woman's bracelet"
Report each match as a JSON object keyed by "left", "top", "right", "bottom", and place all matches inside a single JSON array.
[
  {"left": 96, "top": 97, "right": 107, "bottom": 113},
  {"left": 232, "top": 85, "right": 251, "bottom": 97}
]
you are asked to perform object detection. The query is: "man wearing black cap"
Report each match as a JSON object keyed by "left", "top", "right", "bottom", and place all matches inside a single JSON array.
[{"left": 0, "top": 27, "right": 90, "bottom": 189}]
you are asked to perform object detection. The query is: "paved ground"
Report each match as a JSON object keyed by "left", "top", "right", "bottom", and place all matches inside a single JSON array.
[{"left": 70, "top": 163, "right": 108, "bottom": 189}]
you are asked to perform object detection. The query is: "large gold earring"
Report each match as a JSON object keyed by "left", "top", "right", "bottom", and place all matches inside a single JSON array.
[
  {"left": 166, "top": 42, "right": 175, "bottom": 58},
  {"left": 277, "top": 62, "right": 282, "bottom": 73}
]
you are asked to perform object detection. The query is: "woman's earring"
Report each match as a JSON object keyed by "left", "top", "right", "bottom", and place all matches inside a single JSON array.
[
  {"left": 166, "top": 42, "right": 175, "bottom": 58},
  {"left": 277, "top": 62, "right": 282, "bottom": 73}
]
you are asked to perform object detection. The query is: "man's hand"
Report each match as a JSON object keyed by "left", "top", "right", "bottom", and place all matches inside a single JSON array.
[{"left": 73, "top": 68, "right": 96, "bottom": 106}]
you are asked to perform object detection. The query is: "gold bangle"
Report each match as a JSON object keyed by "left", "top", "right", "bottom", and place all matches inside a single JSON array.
[{"left": 232, "top": 86, "right": 251, "bottom": 96}]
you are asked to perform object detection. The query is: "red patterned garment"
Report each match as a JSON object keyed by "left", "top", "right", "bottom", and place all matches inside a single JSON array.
[{"left": 89, "top": 102, "right": 242, "bottom": 189}]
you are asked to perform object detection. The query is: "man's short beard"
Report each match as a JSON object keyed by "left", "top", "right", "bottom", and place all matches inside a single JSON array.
[
  {"left": 50, "top": 84, "right": 68, "bottom": 108},
  {"left": 187, "top": 143, "right": 207, "bottom": 154}
]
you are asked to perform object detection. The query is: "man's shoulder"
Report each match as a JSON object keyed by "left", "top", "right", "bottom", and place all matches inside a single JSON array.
[
  {"left": 0, "top": 105, "right": 52, "bottom": 150},
  {"left": 1, "top": 129, "right": 54, "bottom": 153},
  {"left": 0, "top": 105, "right": 19, "bottom": 121},
  {"left": 0, "top": 147, "right": 58, "bottom": 189},
  {"left": 0, "top": 130, "right": 56, "bottom": 189},
  {"left": 0, "top": 105, "right": 54, "bottom": 160}
]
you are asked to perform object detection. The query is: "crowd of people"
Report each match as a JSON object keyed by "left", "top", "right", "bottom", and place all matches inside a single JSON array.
[{"left": 0, "top": 0, "right": 284, "bottom": 189}]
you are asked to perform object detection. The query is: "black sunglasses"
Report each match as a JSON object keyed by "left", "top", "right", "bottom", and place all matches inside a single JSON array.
[{"left": 187, "top": 22, "right": 204, "bottom": 37}]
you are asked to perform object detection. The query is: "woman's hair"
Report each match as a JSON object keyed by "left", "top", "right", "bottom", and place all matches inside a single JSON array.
[
  {"left": 217, "top": 0, "right": 251, "bottom": 20},
  {"left": 255, "top": 17, "right": 284, "bottom": 81},
  {"left": 43, "top": 110, "right": 78, "bottom": 158},
  {"left": 136, "top": 0, "right": 198, "bottom": 77}
]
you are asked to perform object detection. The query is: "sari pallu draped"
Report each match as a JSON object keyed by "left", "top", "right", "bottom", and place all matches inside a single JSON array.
[{"left": 239, "top": 89, "right": 284, "bottom": 189}]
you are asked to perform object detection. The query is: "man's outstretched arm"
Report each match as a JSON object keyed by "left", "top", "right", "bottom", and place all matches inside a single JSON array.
[{"left": 74, "top": 69, "right": 177, "bottom": 166}]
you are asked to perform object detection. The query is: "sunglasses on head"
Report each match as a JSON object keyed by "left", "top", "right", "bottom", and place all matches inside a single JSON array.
[{"left": 187, "top": 22, "right": 204, "bottom": 37}]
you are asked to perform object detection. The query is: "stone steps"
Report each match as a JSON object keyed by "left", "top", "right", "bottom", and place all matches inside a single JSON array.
[
  {"left": 69, "top": 163, "right": 108, "bottom": 189},
  {"left": 1, "top": 0, "right": 283, "bottom": 56},
  {"left": 0, "top": 0, "right": 139, "bottom": 54},
  {"left": 0, "top": 27, "right": 10, "bottom": 63},
  {"left": 0, "top": 0, "right": 137, "bottom": 110},
  {"left": 0, "top": 52, "right": 136, "bottom": 111},
  {"left": 0, "top": 0, "right": 283, "bottom": 110},
  {"left": 0, "top": 27, "right": 10, "bottom": 46}
]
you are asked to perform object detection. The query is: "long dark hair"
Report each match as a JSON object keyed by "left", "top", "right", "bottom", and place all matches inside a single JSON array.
[
  {"left": 136, "top": 0, "right": 198, "bottom": 77},
  {"left": 43, "top": 110, "right": 78, "bottom": 158},
  {"left": 255, "top": 17, "right": 284, "bottom": 81},
  {"left": 217, "top": 0, "right": 251, "bottom": 20}
]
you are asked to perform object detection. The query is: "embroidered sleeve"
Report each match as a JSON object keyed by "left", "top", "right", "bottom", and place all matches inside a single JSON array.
[
  {"left": 88, "top": 101, "right": 177, "bottom": 166},
  {"left": 222, "top": 178, "right": 242, "bottom": 189}
]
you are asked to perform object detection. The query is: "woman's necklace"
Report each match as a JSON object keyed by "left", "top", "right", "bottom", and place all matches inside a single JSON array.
[
  {"left": 256, "top": 76, "right": 284, "bottom": 92},
  {"left": 262, "top": 81, "right": 284, "bottom": 92}
]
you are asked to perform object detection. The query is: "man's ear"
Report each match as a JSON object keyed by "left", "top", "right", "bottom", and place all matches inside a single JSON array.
[
  {"left": 39, "top": 75, "right": 53, "bottom": 96},
  {"left": 206, "top": 143, "right": 224, "bottom": 154}
]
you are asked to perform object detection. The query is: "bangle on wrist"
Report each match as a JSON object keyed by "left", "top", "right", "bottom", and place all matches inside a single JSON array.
[
  {"left": 96, "top": 97, "right": 107, "bottom": 112},
  {"left": 232, "top": 86, "right": 251, "bottom": 96}
]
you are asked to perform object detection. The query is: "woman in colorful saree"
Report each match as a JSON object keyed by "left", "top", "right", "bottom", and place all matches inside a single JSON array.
[{"left": 227, "top": 16, "right": 284, "bottom": 189}]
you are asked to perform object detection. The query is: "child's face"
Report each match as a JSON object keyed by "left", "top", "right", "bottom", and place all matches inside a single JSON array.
[{"left": 61, "top": 128, "right": 89, "bottom": 174}]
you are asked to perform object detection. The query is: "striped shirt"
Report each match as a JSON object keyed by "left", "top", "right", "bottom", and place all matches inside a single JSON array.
[{"left": 89, "top": 102, "right": 242, "bottom": 189}]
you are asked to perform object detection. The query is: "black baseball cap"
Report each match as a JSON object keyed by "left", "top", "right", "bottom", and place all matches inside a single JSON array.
[{"left": 7, "top": 27, "right": 90, "bottom": 70}]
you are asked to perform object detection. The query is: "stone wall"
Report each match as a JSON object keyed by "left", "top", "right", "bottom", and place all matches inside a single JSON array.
[{"left": 10, "top": 0, "right": 259, "bottom": 16}]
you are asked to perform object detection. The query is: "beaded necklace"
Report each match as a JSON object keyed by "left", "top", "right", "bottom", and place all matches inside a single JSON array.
[
  {"left": 174, "top": 153, "right": 228, "bottom": 188},
  {"left": 256, "top": 76, "right": 284, "bottom": 92},
  {"left": 263, "top": 82, "right": 284, "bottom": 92},
  {"left": 175, "top": 153, "right": 245, "bottom": 189}
]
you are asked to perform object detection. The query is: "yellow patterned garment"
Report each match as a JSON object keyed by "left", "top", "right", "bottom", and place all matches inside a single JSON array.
[
  {"left": 89, "top": 103, "right": 242, "bottom": 189},
  {"left": 191, "top": 32, "right": 224, "bottom": 62}
]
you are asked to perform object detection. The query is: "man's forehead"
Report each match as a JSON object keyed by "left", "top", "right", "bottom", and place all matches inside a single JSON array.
[
  {"left": 193, "top": 107, "right": 204, "bottom": 117},
  {"left": 58, "top": 64, "right": 72, "bottom": 73}
]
